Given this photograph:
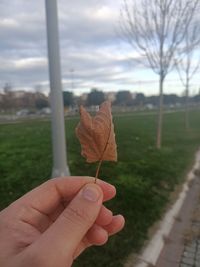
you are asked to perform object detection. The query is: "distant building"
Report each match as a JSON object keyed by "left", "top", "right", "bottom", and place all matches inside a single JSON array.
[
  {"left": 80, "top": 93, "right": 88, "bottom": 101},
  {"left": 0, "top": 94, "right": 4, "bottom": 102},
  {"left": 1, "top": 90, "right": 49, "bottom": 110},
  {"left": 105, "top": 92, "right": 116, "bottom": 102},
  {"left": 11, "top": 90, "right": 26, "bottom": 98},
  {"left": 131, "top": 92, "right": 137, "bottom": 99}
]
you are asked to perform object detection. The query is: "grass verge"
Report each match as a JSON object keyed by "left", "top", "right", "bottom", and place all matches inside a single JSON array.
[{"left": 0, "top": 110, "right": 200, "bottom": 266}]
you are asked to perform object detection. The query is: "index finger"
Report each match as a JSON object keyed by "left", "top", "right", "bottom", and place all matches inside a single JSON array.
[{"left": 14, "top": 176, "right": 116, "bottom": 215}]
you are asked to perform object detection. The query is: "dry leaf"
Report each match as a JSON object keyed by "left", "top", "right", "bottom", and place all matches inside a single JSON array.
[{"left": 76, "top": 101, "right": 117, "bottom": 172}]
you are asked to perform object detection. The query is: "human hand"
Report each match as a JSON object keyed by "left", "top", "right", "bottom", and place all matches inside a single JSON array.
[{"left": 0, "top": 177, "right": 125, "bottom": 267}]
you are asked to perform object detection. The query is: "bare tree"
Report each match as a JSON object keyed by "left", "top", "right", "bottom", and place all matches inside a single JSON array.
[
  {"left": 2, "top": 83, "right": 14, "bottom": 111},
  {"left": 120, "top": 0, "right": 199, "bottom": 148},
  {"left": 3, "top": 82, "right": 12, "bottom": 94},
  {"left": 175, "top": 21, "right": 200, "bottom": 130}
]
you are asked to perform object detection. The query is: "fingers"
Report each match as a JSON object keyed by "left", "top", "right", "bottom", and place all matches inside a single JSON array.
[
  {"left": 16, "top": 177, "right": 116, "bottom": 216},
  {"left": 74, "top": 215, "right": 125, "bottom": 259},
  {"left": 85, "top": 215, "right": 125, "bottom": 247},
  {"left": 86, "top": 224, "right": 108, "bottom": 245},
  {"left": 95, "top": 205, "right": 113, "bottom": 226},
  {"left": 104, "top": 215, "right": 125, "bottom": 235},
  {"left": 30, "top": 184, "right": 103, "bottom": 263}
]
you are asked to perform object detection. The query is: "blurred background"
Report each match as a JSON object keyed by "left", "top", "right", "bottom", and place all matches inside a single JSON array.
[{"left": 0, "top": 0, "right": 200, "bottom": 266}]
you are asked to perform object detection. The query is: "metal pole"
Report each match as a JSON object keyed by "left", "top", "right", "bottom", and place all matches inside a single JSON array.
[{"left": 45, "top": 0, "right": 70, "bottom": 177}]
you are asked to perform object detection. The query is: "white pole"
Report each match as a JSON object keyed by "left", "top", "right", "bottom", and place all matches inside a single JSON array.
[{"left": 45, "top": 0, "right": 70, "bottom": 177}]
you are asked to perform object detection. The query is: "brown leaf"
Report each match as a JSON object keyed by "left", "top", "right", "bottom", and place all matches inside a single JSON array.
[{"left": 76, "top": 101, "right": 117, "bottom": 163}]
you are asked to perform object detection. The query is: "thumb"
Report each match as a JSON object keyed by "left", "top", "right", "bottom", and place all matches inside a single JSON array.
[{"left": 33, "top": 183, "right": 103, "bottom": 264}]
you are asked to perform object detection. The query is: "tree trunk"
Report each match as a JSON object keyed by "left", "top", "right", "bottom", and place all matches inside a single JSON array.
[
  {"left": 185, "top": 82, "right": 190, "bottom": 130},
  {"left": 156, "top": 75, "right": 164, "bottom": 149}
]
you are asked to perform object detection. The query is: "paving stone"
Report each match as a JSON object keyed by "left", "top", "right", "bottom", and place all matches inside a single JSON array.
[
  {"left": 185, "top": 248, "right": 196, "bottom": 255},
  {"left": 193, "top": 222, "right": 200, "bottom": 225},
  {"left": 183, "top": 251, "right": 195, "bottom": 258},
  {"left": 196, "top": 253, "right": 200, "bottom": 259},
  {"left": 187, "top": 244, "right": 196, "bottom": 250},
  {"left": 180, "top": 263, "right": 192, "bottom": 267},
  {"left": 185, "top": 246, "right": 196, "bottom": 254},
  {"left": 187, "top": 242, "right": 197, "bottom": 250},
  {"left": 179, "top": 239, "right": 199, "bottom": 266},
  {"left": 182, "top": 256, "right": 195, "bottom": 265}
]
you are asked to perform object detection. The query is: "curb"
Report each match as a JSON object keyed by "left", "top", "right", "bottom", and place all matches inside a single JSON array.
[{"left": 134, "top": 149, "right": 200, "bottom": 267}]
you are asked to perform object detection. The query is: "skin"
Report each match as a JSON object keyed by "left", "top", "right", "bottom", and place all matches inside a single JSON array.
[{"left": 0, "top": 176, "right": 125, "bottom": 267}]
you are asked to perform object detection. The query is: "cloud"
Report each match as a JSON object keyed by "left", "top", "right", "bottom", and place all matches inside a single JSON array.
[
  {"left": 0, "top": 57, "right": 47, "bottom": 71},
  {"left": 1, "top": 0, "right": 192, "bottom": 96},
  {"left": 0, "top": 0, "right": 139, "bottom": 94}
]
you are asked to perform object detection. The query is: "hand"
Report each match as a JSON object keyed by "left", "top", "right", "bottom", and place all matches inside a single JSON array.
[{"left": 0, "top": 176, "right": 125, "bottom": 267}]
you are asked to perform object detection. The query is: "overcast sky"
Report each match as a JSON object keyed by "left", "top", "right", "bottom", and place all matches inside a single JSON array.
[{"left": 0, "top": 0, "right": 199, "bottom": 96}]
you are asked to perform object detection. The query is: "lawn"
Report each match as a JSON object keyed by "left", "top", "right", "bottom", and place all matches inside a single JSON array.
[{"left": 0, "top": 110, "right": 200, "bottom": 266}]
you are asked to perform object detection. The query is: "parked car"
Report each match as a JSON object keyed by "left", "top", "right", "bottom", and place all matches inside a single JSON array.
[{"left": 16, "top": 109, "right": 30, "bottom": 116}]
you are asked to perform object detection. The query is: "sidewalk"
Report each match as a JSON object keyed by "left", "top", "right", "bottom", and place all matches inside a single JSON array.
[
  {"left": 156, "top": 173, "right": 200, "bottom": 267},
  {"left": 124, "top": 152, "right": 200, "bottom": 267}
]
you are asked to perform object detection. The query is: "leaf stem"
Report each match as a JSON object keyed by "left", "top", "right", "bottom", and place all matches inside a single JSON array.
[
  {"left": 95, "top": 160, "right": 103, "bottom": 183},
  {"left": 94, "top": 121, "right": 112, "bottom": 183}
]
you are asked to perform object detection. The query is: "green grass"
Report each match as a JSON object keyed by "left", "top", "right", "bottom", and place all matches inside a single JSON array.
[{"left": 0, "top": 110, "right": 200, "bottom": 266}]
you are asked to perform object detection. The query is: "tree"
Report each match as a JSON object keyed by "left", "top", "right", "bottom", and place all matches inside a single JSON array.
[
  {"left": 175, "top": 21, "right": 200, "bottom": 129},
  {"left": 2, "top": 83, "right": 14, "bottom": 110},
  {"left": 134, "top": 93, "right": 145, "bottom": 107},
  {"left": 115, "top": 90, "right": 132, "bottom": 106},
  {"left": 34, "top": 84, "right": 43, "bottom": 94},
  {"left": 35, "top": 98, "right": 49, "bottom": 110},
  {"left": 3, "top": 83, "right": 12, "bottom": 94},
  {"left": 63, "top": 91, "right": 74, "bottom": 107},
  {"left": 87, "top": 89, "right": 105, "bottom": 106},
  {"left": 146, "top": 95, "right": 159, "bottom": 107},
  {"left": 163, "top": 94, "right": 179, "bottom": 106},
  {"left": 120, "top": 0, "right": 199, "bottom": 148},
  {"left": 193, "top": 93, "right": 200, "bottom": 104}
]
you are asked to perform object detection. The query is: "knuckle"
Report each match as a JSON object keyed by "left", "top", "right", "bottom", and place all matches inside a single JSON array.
[{"left": 62, "top": 205, "right": 93, "bottom": 227}]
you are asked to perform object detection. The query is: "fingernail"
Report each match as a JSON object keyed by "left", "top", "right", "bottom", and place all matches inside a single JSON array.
[{"left": 82, "top": 185, "right": 101, "bottom": 202}]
